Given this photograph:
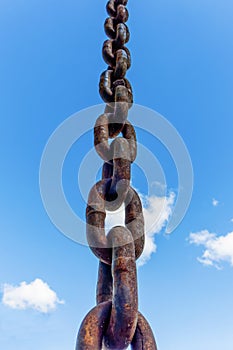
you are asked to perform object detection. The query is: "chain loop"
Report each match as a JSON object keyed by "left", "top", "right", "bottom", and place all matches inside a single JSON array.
[
  {"left": 94, "top": 115, "right": 136, "bottom": 162},
  {"left": 131, "top": 313, "right": 158, "bottom": 350},
  {"left": 77, "top": 301, "right": 112, "bottom": 349},
  {"left": 86, "top": 182, "right": 144, "bottom": 264},
  {"left": 104, "top": 226, "right": 138, "bottom": 349},
  {"left": 94, "top": 115, "right": 136, "bottom": 209}
]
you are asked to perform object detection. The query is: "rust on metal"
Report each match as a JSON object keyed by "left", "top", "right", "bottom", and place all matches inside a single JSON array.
[
  {"left": 115, "top": 23, "right": 130, "bottom": 47},
  {"left": 106, "top": 0, "right": 117, "bottom": 17},
  {"left": 103, "top": 40, "right": 116, "bottom": 67},
  {"left": 99, "top": 69, "right": 114, "bottom": 103},
  {"left": 96, "top": 261, "right": 113, "bottom": 305},
  {"left": 94, "top": 115, "right": 136, "bottom": 163},
  {"left": 77, "top": 301, "right": 111, "bottom": 349},
  {"left": 76, "top": 1, "right": 157, "bottom": 349},
  {"left": 86, "top": 184, "right": 145, "bottom": 264},
  {"left": 131, "top": 313, "right": 158, "bottom": 350},
  {"left": 104, "top": 227, "right": 138, "bottom": 349}
]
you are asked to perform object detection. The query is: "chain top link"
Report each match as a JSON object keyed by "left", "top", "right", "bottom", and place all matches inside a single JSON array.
[{"left": 76, "top": 1, "right": 157, "bottom": 349}]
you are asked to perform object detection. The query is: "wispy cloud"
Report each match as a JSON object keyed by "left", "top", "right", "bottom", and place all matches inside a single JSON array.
[
  {"left": 106, "top": 192, "right": 175, "bottom": 266},
  {"left": 2, "top": 278, "right": 64, "bottom": 313},
  {"left": 212, "top": 198, "right": 219, "bottom": 207},
  {"left": 188, "top": 230, "right": 233, "bottom": 269},
  {"left": 138, "top": 192, "right": 175, "bottom": 266}
]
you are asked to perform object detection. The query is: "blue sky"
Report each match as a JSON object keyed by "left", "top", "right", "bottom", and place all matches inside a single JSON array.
[{"left": 1, "top": 0, "right": 233, "bottom": 349}]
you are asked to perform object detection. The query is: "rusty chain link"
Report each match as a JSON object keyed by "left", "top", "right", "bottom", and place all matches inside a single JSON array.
[{"left": 76, "top": 1, "right": 157, "bottom": 349}]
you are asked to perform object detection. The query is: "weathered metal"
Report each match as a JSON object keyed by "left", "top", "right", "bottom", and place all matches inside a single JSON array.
[
  {"left": 76, "top": 1, "right": 157, "bottom": 349},
  {"left": 86, "top": 184, "right": 145, "bottom": 264},
  {"left": 94, "top": 116, "right": 137, "bottom": 162}
]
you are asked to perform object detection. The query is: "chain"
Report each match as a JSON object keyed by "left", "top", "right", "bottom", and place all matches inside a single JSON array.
[{"left": 76, "top": 1, "right": 157, "bottom": 349}]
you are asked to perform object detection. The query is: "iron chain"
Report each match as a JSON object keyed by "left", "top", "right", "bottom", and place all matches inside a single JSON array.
[{"left": 76, "top": 1, "right": 157, "bottom": 349}]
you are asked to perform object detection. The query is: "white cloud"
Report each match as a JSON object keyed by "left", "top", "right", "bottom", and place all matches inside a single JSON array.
[
  {"left": 151, "top": 181, "right": 167, "bottom": 193},
  {"left": 106, "top": 192, "right": 175, "bottom": 266},
  {"left": 2, "top": 278, "right": 64, "bottom": 313},
  {"left": 189, "top": 230, "right": 233, "bottom": 269},
  {"left": 212, "top": 198, "right": 219, "bottom": 207},
  {"left": 230, "top": 218, "right": 233, "bottom": 223},
  {"left": 138, "top": 192, "right": 175, "bottom": 266}
]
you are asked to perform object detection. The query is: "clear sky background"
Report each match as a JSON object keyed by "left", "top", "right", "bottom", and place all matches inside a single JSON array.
[{"left": 0, "top": 0, "right": 233, "bottom": 349}]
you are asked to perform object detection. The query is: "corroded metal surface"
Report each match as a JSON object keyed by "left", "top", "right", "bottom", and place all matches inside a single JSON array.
[
  {"left": 76, "top": 1, "right": 157, "bottom": 349},
  {"left": 104, "top": 226, "right": 138, "bottom": 349},
  {"left": 77, "top": 301, "right": 112, "bottom": 349},
  {"left": 131, "top": 313, "right": 158, "bottom": 350},
  {"left": 86, "top": 184, "right": 144, "bottom": 264}
]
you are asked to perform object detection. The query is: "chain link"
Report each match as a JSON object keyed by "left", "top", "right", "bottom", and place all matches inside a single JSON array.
[{"left": 76, "top": 1, "right": 157, "bottom": 349}]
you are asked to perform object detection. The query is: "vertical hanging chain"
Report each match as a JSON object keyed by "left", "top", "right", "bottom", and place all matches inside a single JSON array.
[{"left": 76, "top": 1, "right": 157, "bottom": 349}]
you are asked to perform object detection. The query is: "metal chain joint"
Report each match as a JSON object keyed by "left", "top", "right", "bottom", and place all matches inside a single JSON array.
[{"left": 76, "top": 1, "right": 157, "bottom": 349}]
